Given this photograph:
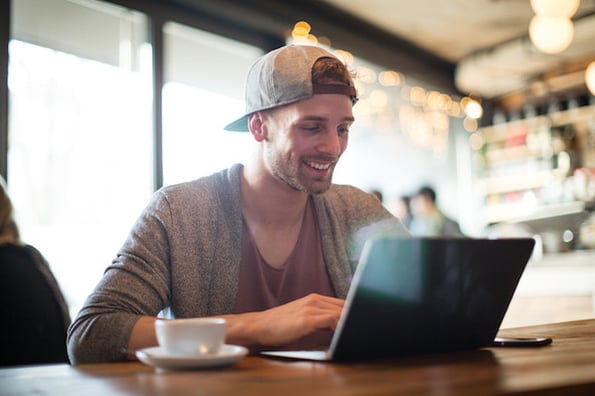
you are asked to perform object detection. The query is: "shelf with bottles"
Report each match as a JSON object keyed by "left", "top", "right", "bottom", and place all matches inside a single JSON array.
[
  {"left": 480, "top": 167, "right": 595, "bottom": 222},
  {"left": 474, "top": 119, "right": 553, "bottom": 170},
  {"left": 479, "top": 166, "right": 595, "bottom": 225},
  {"left": 472, "top": 103, "right": 595, "bottom": 226},
  {"left": 479, "top": 104, "right": 595, "bottom": 143},
  {"left": 474, "top": 104, "right": 594, "bottom": 167},
  {"left": 481, "top": 195, "right": 585, "bottom": 225},
  {"left": 476, "top": 154, "right": 573, "bottom": 193},
  {"left": 477, "top": 169, "right": 554, "bottom": 196},
  {"left": 474, "top": 123, "right": 578, "bottom": 176}
]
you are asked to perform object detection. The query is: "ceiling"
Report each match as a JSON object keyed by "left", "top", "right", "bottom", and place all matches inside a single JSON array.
[
  {"left": 320, "top": 0, "right": 595, "bottom": 105},
  {"left": 321, "top": 0, "right": 592, "bottom": 63},
  {"left": 164, "top": 0, "right": 595, "bottom": 111}
]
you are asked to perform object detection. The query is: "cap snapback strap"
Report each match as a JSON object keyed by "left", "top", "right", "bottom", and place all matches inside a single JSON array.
[{"left": 312, "top": 84, "right": 358, "bottom": 105}]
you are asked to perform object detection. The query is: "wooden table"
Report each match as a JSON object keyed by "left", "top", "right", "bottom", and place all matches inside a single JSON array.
[{"left": 2, "top": 319, "right": 595, "bottom": 395}]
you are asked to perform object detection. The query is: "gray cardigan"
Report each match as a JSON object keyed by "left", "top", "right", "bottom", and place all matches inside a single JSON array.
[{"left": 67, "top": 164, "right": 407, "bottom": 363}]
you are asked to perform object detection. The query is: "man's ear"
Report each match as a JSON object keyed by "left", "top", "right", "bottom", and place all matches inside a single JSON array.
[{"left": 248, "top": 112, "right": 267, "bottom": 142}]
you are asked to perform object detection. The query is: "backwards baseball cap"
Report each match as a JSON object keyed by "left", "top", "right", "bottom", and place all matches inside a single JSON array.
[{"left": 224, "top": 45, "right": 358, "bottom": 132}]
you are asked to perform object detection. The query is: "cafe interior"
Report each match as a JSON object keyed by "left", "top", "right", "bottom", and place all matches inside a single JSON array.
[{"left": 2, "top": 0, "right": 595, "bottom": 383}]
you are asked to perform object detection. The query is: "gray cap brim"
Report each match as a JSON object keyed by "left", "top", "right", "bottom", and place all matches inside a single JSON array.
[{"left": 224, "top": 115, "right": 249, "bottom": 132}]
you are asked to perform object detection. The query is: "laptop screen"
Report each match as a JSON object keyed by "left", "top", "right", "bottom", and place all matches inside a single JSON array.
[{"left": 329, "top": 237, "right": 535, "bottom": 360}]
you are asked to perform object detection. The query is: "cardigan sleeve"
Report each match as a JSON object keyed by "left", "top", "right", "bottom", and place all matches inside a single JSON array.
[
  {"left": 67, "top": 166, "right": 244, "bottom": 364},
  {"left": 67, "top": 190, "right": 175, "bottom": 364}
]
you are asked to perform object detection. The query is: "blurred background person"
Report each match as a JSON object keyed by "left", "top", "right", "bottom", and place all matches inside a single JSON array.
[
  {"left": 0, "top": 176, "right": 71, "bottom": 366},
  {"left": 409, "top": 185, "right": 463, "bottom": 237},
  {"left": 369, "top": 189, "right": 384, "bottom": 204},
  {"left": 391, "top": 195, "right": 413, "bottom": 230}
]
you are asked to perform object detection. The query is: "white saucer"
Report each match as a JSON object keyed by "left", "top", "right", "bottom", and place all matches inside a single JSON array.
[{"left": 136, "top": 344, "right": 248, "bottom": 370}]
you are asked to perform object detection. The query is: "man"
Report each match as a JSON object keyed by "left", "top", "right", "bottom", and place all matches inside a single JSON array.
[
  {"left": 409, "top": 185, "right": 463, "bottom": 237},
  {"left": 67, "top": 45, "right": 407, "bottom": 363}
]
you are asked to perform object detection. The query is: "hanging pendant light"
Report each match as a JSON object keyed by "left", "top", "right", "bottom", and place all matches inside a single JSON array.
[
  {"left": 528, "top": 0, "right": 578, "bottom": 54},
  {"left": 530, "top": 0, "right": 580, "bottom": 18},
  {"left": 529, "top": 15, "right": 574, "bottom": 54}
]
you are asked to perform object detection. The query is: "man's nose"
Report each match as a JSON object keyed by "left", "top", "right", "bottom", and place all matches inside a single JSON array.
[{"left": 317, "top": 130, "right": 342, "bottom": 157}]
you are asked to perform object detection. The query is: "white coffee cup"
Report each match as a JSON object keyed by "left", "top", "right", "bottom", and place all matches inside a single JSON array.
[{"left": 155, "top": 317, "right": 227, "bottom": 356}]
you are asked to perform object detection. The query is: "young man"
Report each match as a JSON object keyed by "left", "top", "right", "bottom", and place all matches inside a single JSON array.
[{"left": 67, "top": 45, "right": 407, "bottom": 363}]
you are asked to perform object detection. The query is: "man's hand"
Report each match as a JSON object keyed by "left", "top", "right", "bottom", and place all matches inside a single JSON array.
[
  {"left": 221, "top": 293, "right": 345, "bottom": 347},
  {"left": 126, "top": 293, "right": 344, "bottom": 359}
]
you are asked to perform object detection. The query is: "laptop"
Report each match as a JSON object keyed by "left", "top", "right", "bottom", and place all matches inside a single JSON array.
[{"left": 262, "top": 236, "right": 535, "bottom": 361}]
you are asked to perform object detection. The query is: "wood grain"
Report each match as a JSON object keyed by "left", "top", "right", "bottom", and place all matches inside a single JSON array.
[{"left": 2, "top": 319, "right": 595, "bottom": 395}]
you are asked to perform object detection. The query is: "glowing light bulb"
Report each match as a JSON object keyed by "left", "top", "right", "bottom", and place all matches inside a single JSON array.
[
  {"left": 530, "top": 0, "right": 579, "bottom": 18},
  {"left": 464, "top": 99, "right": 483, "bottom": 119},
  {"left": 529, "top": 15, "right": 574, "bottom": 54}
]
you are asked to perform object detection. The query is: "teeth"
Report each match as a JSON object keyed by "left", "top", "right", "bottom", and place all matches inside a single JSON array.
[{"left": 307, "top": 161, "right": 330, "bottom": 170}]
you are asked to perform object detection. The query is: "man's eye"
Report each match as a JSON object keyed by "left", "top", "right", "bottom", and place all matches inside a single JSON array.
[
  {"left": 338, "top": 126, "right": 350, "bottom": 135},
  {"left": 302, "top": 125, "right": 321, "bottom": 132}
]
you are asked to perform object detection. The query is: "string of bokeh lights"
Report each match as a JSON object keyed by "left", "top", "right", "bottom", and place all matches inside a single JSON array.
[{"left": 287, "top": 21, "right": 483, "bottom": 154}]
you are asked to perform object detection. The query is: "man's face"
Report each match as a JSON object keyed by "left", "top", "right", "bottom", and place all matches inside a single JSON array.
[
  {"left": 411, "top": 195, "right": 431, "bottom": 216},
  {"left": 261, "top": 94, "right": 354, "bottom": 194}
]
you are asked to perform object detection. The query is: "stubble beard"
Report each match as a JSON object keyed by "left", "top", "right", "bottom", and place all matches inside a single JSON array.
[{"left": 266, "top": 147, "right": 334, "bottom": 195}]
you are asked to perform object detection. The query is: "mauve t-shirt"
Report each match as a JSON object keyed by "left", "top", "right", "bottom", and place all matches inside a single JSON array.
[{"left": 233, "top": 197, "right": 335, "bottom": 352}]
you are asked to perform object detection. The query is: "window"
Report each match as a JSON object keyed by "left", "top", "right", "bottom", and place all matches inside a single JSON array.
[
  {"left": 162, "top": 22, "right": 262, "bottom": 185},
  {"left": 8, "top": 1, "right": 263, "bottom": 318},
  {"left": 9, "top": 0, "right": 153, "bottom": 316}
]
